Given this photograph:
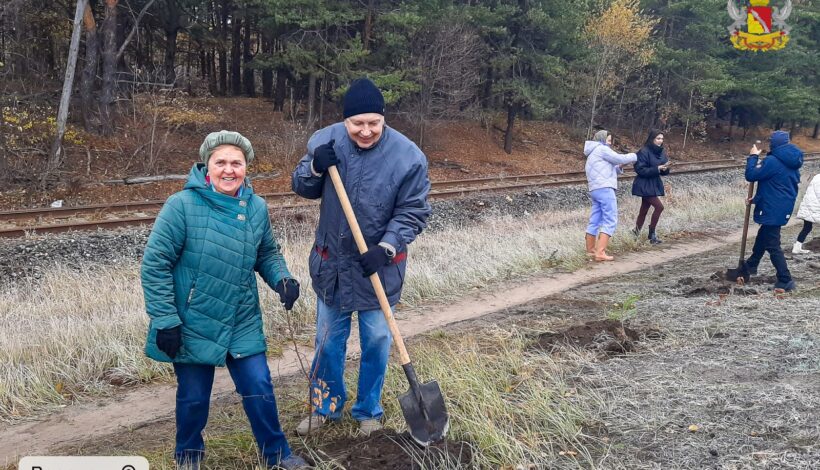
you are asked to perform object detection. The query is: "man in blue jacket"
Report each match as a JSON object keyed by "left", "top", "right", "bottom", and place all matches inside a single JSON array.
[
  {"left": 744, "top": 130, "right": 804, "bottom": 291},
  {"left": 291, "top": 78, "right": 431, "bottom": 436}
]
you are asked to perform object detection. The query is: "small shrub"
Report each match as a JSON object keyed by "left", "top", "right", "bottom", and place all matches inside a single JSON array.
[
  {"left": 2, "top": 105, "right": 85, "bottom": 150},
  {"left": 607, "top": 293, "right": 640, "bottom": 322}
]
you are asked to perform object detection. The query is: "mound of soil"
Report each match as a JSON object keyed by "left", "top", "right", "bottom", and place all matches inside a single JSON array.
[
  {"left": 681, "top": 271, "right": 777, "bottom": 297},
  {"left": 316, "top": 430, "right": 473, "bottom": 470},
  {"left": 534, "top": 319, "right": 659, "bottom": 355}
]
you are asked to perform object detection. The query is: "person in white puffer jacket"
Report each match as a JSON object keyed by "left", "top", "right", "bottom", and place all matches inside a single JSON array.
[
  {"left": 793, "top": 173, "right": 820, "bottom": 254},
  {"left": 583, "top": 130, "right": 638, "bottom": 261}
]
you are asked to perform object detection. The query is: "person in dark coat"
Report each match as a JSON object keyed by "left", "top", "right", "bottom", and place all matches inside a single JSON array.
[
  {"left": 291, "top": 78, "right": 431, "bottom": 437},
  {"left": 743, "top": 130, "right": 804, "bottom": 292},
  {"left": 631, "top": 129, "right": 670, "bottom": 244}
]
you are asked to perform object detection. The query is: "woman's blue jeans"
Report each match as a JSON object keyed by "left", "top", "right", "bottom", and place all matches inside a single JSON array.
[
  {"left": 173, "top": 352, "right": 291, "bottom": 466},
  {"left": 309, "top": 299, "right": 393, "bottom": 421},
  {"left": 587, "top": 187, "right": 618, "bottom": 236}
]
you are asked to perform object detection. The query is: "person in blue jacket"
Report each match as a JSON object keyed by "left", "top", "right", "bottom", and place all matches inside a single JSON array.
[
  {"left": 631, "top": 130, "right": 671, "bottom": 244},
  {"left": 291, "top": 78, "right": 432, "bottom": 437},
  {"left": 743, "top": 130, "right": 804, "bottom": 291}
]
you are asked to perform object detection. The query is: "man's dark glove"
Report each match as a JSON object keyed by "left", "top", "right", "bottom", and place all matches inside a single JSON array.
[
  {"left": 156, "top": 326, "right": 182, "bottom": 359},
  {"left": 312, "top": 140, "right": 339, "bottom": 174},
  {"left": 274, "top": 278, "right": 300, "bottom": 310},
  {"left": 358, "top": 246, "right": 391, "bottom": 277}
]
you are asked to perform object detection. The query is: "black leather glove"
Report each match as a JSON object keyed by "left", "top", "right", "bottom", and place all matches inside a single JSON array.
[
  {"left": 274, "top": 278, "right": 300, "bottom": 310},
  {"left": 312, "top": 140, "right": 339, "bottom": 174},
  {"left": 358, "top": 246, "right": 391, "bottom": 277},
  {"left": 156, "top": 326, "right": 182, "bottom": 359}
]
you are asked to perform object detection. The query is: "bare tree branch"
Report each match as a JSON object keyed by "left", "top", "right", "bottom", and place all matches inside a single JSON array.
[{"left": 115, "top": 0, "right": 158, "bottom": 62}]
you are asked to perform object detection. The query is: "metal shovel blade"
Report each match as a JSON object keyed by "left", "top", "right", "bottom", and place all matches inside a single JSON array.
[
  {"left": 398, "top": 365, "right": 449, "bottom": 446},
  {"left": 725, "top": 262, "right": 750, "bottom": 283}
]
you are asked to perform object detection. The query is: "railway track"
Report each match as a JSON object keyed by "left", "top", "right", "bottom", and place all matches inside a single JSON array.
[{"left": 2, "top": 154, "right": 818, "bottom": 238}]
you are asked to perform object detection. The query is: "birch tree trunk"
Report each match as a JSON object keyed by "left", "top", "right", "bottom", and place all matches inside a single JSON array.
[
  {"left": 49, "top": 0, "right": 89, "bottom": 176},
  {"left": 682, "top": 79, "right": 695, "bottom": 149}
]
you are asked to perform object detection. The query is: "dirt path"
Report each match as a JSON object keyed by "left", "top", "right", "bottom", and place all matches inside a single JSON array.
[{"left": 0, "top": 230, "right": 744, "bottom": 463}]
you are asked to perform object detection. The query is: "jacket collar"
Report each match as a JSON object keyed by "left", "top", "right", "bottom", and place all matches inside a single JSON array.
[{"left": 184, "top": 163, "right": 253, "bottom": 207}]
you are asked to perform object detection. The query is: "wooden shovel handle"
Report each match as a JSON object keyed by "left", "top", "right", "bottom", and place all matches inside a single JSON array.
[
  {"left": 327, "top": 166, "right": 412, "bottom": 366},
  {"left": 739, "top": 181, "right": 755, "bottom": 264}
]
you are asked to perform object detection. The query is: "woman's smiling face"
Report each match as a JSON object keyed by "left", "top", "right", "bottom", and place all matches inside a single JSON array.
[{"left": 207, "top": 145, "right": 246, "bottom": 195}]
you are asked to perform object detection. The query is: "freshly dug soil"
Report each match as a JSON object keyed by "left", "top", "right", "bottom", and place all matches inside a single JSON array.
[
  {"left": 315, "top": 430, "right": 473, "bottom": 470},
  {"left": 681, "top": 271, "right": 777, "bottom": 297},
  {"left": 534, "top": 319, "right": 655, "bottom": 355}
]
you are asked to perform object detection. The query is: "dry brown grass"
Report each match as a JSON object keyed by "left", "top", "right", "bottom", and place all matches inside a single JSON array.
[{"left": 0, "top": 179, "right": 751, "bottom": 422}]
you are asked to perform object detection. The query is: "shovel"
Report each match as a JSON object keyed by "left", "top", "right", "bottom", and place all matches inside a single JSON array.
[
  {"left": 327, "top": 165, "right": 449, "bottom": 446},
  {"left": 725, "top": 180, "right": 756, "bottom": 283}
]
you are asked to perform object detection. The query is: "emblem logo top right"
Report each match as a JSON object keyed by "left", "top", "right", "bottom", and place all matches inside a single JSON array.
[{"left": 727, "top": 0, "right": 792, "bottom": 51}]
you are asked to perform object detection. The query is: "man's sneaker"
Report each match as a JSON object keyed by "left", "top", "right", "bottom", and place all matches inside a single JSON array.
[
  {"left": 358, "top": 418, "right": 383, "bottom": 436},
  {"left": 275, "top": 454, "right": 311, "bottom": 469},
  {"left": 774, "top": 280, "right": 796, "bottom": 292},
  {"left": 296, "top": 414, "right": 326, "bottom": 436}
]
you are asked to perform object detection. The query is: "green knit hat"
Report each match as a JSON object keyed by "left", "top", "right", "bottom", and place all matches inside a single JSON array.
[{"left": 199, "top": 130, "right": 255, "bottom": 164}]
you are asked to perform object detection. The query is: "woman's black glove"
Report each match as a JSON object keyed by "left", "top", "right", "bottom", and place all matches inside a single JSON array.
[
  {"left": 312, "top": 140, "right": 339, "bottom": 173},
  {"left": 274, "top": 278, "right": 300, "bottom": 310},
  {"left": 358, "top": 246, "right": 391, "bottom": 277},
  {"left": 156, "top": 326, "right": 182, "bottom": 359}
]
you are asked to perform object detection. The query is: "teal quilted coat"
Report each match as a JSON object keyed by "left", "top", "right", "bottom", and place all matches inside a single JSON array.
[{"left": 141, "top": 163, "right": 292, "bottom": 365}]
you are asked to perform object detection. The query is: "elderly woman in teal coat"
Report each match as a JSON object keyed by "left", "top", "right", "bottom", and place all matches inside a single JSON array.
[{"left": 141, "top": 131, "right": 309, "bottom": 469}]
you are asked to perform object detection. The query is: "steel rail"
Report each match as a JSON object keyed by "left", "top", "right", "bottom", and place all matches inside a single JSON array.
[
  {"left": 2, "top": 153, "right": 818, "bottom": 238},
  {"left": 3, "top": 155, "right": 815, "bottom": 222}
]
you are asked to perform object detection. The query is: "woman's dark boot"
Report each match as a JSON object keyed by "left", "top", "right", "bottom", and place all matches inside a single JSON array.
[{"left": 648, "top": 229, "right": 662, "bottom": 245}]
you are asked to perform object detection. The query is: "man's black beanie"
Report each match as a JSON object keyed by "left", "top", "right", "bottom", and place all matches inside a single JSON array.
[{"left": 343, "top": 78, "right": 385, "bottom": 118}]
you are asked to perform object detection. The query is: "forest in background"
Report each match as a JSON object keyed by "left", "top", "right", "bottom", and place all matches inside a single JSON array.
[{"left": 0, "top": 0, "right": 818, "bottom": 185}]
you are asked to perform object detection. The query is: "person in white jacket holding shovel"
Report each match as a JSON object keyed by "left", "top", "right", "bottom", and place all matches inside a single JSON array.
[{"left": 793, "top": 173, "right": 820, "bottom": 254}]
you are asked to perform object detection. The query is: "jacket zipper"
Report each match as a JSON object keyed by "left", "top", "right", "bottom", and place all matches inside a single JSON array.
[{"left": 186, "top": 282, "right": 196, "bottom": 309}]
